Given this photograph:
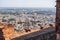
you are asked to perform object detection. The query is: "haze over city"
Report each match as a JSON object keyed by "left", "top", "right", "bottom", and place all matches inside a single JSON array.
[
  {"left": 0, "top": 0, "right": 56, "bottom": 40},
  {"left": 0, "top": 0, "right": 56, "bottom": 8}
]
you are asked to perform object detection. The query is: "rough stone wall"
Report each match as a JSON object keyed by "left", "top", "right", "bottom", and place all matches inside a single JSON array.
[
  {"left": 56, "top": 0, "right": 60, "bottom": 40},
  {"left": 25, "top": 31, "right": 56, "bottom": 40},
  {"left": 0, "top": 28, "right": 5, "bottom": 40},
  {"left": 56, "top": 0, "right": 60, "bottom": 34},
  {"left": 11, "top": 27, "right": 55, "bottom": 40}
]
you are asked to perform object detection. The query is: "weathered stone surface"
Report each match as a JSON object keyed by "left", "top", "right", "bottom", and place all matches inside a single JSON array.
[
  {"left": 56, "top": 0, "right": 60, "bottom": 34},
  {"left": 11, "top": 27, "right": 55, "bottom": 40}
]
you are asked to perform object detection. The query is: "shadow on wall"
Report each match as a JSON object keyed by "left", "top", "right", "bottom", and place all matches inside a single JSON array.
[{"left": 0, "top": 28, "right": 5, "bottom": 40}]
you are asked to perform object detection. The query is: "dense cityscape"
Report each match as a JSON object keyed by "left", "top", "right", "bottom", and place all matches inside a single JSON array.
[
  {"left": 0, "top": 0, "right": 57, "bottom": 40},
  {"left": 0, "top": 8, "right": 56, "bottom": 32}
]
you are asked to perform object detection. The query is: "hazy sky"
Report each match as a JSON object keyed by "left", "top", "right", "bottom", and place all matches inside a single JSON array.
[{"left": 0, "top": 0, "right": 56, "bottom": 8}]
